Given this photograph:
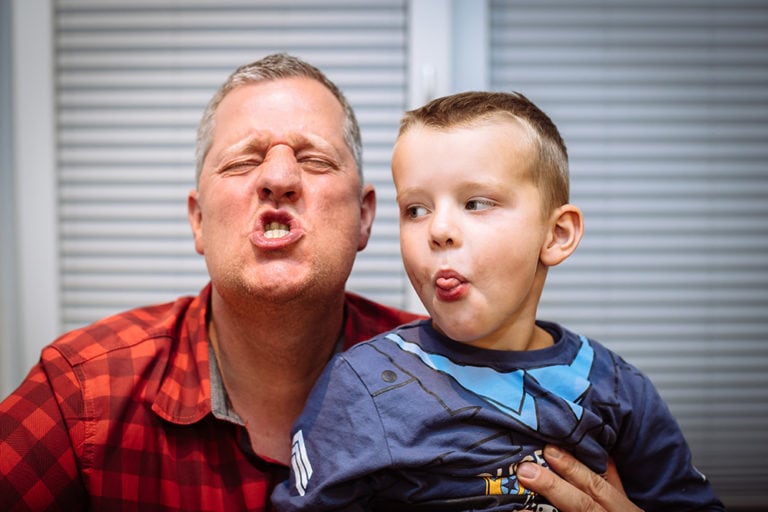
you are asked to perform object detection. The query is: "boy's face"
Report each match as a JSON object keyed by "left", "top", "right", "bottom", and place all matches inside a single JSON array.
[{"left": 392, "top": 120, "right": 554, "bottom": 350}]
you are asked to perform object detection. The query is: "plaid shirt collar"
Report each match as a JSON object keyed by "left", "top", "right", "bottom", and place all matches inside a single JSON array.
[{"left": 149, "top": 283, "right": 214, "bottom": 425}]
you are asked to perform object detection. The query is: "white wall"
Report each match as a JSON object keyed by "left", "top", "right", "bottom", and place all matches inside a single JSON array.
[{"left": 2, "top": 0, "right": 60, "bottom": 393}]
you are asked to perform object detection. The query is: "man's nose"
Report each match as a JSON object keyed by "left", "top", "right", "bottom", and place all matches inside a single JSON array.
[{"left": 257, "top": 146, "right": 302, "bottom": 203}]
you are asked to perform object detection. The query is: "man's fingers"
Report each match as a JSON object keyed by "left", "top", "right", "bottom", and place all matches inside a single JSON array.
[
  {"left": 516, "top": 445, "right": 644, "bottom": 512},
  {"left": 544, "top": 445, "right": 612, "bottom": 497},
  {"left": 540, "top": 445, "right": 642, "bottom": 512},
  {"left": 603, "top": 457, "right": 626, "bottom": 495},
  {"left": 516, "top": 460, "right": 606, "bottom": 512}
]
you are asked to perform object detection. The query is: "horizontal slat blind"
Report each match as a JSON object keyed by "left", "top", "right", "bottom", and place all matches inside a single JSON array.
[
  {"left": 490, "top": 0, "right": 768, "bottom": 506},
  {"left": 55, "top": 0, "right": 408, "bottom": 332}
]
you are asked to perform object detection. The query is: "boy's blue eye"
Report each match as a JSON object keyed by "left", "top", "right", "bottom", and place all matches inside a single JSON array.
[
  {"left": 406, "top": 205, "right": 428, "bottom": 218},
  {"left": 466, "top": 199, "right": 493, "bottom": 211}
]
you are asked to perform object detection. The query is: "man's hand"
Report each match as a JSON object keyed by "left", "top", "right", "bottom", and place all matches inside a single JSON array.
[{"left": 517, "top": 445, "right": 643, "bottom": 512}]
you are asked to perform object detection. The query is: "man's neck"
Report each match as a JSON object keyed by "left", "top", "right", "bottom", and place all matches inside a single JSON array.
[{"left": 208, "top": 288, "right": 346, "bottom": 464}]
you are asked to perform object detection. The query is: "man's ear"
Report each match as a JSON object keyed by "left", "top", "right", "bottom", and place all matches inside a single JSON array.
[
  {"left": 188, "top": 189, "right": 205, "bottom": 255},
  {"left": 540, "top": 204, "right": 584, "bottom": 267},
  {"left": 357, "top": 184, "right": 377, "bottom": 251}
]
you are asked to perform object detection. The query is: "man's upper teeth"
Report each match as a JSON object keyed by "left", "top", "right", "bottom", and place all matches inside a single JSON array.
[{"left": 265, "top": 221, "right": 290, "bottom": 239}]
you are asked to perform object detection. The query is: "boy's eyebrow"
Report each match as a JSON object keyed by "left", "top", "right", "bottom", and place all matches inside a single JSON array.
[
  {"left": 395, "top": 178, "right": 510, "bottom": 200},
  {"left": 453, "top": 177, "right": 512, "bottom": 193}
]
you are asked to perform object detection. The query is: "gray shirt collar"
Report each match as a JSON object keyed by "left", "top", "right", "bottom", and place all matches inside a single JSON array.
[{"left": 208, "top": 341, "right": 245, "bottom": 426}]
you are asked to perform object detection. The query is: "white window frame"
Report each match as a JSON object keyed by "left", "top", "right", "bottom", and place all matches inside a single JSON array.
[{"left": 7, "top": 0, "right": 60, "bottom": 384}]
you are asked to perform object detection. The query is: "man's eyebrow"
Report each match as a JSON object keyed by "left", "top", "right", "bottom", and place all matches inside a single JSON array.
[
  {"left": 211, "top": 134, "right": 269, "bottom": 165},
  {"left": 235, "top": 134, "right": 271, "bottom": 154},
  {"left": 285, "top": 131, "right": 341, "bottom": 157}
]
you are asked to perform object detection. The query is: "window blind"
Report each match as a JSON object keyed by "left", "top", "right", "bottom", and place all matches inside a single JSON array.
[
  {"left": 489, "top": 0, "right": 768, "bottom": 506},
  {"left": 55, "top": 0, "right": 408, "bottom": 332}
]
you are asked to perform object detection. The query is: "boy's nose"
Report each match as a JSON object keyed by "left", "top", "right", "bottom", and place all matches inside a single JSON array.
[
  {"left": 257, "top": 146, "right": 302, "bottom": 203},
  {"left": 429, "top": 209, "right": 460, "bottom": 249}
]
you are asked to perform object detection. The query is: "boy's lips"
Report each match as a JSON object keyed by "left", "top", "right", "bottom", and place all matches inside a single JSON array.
[
  {"left": 433, "top": 269, "right": 468, "bottom": 302},
  {"left": 250, "top": 210, "right": 305, "bottom": 249}
]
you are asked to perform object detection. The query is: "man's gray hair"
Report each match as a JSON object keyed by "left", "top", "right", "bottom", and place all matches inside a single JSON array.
[{"left": 194, "top": 53, "right": 363, "bottom": 184}]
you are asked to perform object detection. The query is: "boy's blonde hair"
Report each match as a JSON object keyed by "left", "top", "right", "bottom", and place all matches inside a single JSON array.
[{"left": 397, "top": 91, "right": 569, "bottom": 214}]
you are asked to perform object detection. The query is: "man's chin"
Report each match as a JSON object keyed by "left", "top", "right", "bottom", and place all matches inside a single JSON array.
[{"left": 248, "top": 274, "right": 346, "bottom": 304}]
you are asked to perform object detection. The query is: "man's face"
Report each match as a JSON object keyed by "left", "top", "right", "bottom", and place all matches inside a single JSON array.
[{"left": 188, "top": 77, "right": 375, "bottom": 305}]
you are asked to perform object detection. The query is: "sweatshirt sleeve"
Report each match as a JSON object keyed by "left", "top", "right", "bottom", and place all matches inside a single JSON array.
[
  {"left": 609, "top": 354, "right": 725, "bottom": 511},
  {"left": 271, "top": 353, "right": 392, "bottom": 511}
]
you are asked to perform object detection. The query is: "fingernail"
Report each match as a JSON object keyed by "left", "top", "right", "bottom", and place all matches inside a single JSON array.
[
  {"left": 546, "top": 445, "right": 563, "bottom": 459},
  {"left": 516, "top": 462, "right": 539, "bottom": 478}
]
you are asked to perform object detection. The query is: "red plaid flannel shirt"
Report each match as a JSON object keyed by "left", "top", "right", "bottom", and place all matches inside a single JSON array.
[{"left": 0, "top": 283, "right": 422, "bottom": 511}]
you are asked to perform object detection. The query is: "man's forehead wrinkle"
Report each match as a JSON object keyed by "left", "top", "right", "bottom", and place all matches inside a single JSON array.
[{"left": 224, "top": 131, "right": 337, "bottom": 156}]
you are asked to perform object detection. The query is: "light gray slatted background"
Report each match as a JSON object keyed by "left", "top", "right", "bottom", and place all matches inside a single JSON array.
[
  {"left": 53, "top": 0, "right": 767, "bottom": 507},
  {"left": 490, "top": 0, "right": 768, "bottom": 506},
  {"left": 55, "top": 0, "right": 409, "bottom": 330}
]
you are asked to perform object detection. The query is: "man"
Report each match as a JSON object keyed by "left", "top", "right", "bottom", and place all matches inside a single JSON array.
[{"left": 0, "top": 53, "right": 637, "bottom": 511}]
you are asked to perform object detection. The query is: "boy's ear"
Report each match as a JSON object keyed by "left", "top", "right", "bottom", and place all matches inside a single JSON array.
[{"left": 540, "top": 204, "right": 584, "bottom": 267}]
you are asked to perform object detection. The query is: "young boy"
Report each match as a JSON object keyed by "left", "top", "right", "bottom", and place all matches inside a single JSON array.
[{"left": 271, "top": 92, "right": 725, "bottom": 511}]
